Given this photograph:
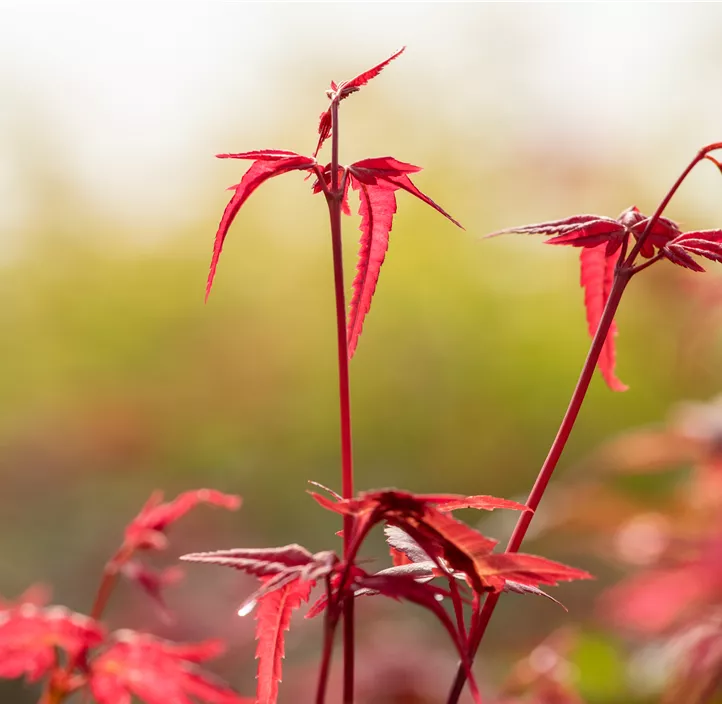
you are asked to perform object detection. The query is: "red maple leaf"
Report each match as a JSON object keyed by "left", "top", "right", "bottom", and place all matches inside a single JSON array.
[
  {"left": 208, "top": 152, "right": 461, "bottom": 357},
  {"left": 254, "top": 578, "right": 313, "bottom": 704},
  {"left": 89, "top": 631, "right": 249, "bottom": 704},
  {"left": 580, "top": 244, "right": 627, "bottom": 391},
  {"left": 182, "top": 545, "right": 337, "bottom": 704},
  {"left": 121, "top": 562, "right": 184, "bottom": 623},
  {"left": 314, "top": 47, "right": 406, "bottom": 157},
  {"left": 0, "top": 603, "right": 104, "bottom": 683},
  {"left": 123, "top": 489, "right": 241, "bottom": 553},
  {"left": 344, "top": 157, "right": 463, "bottom": 357}
]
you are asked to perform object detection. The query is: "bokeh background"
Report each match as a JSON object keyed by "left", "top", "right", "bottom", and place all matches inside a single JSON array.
[{"left": 2, "top": 3, "right": 722, "bottom": 702}]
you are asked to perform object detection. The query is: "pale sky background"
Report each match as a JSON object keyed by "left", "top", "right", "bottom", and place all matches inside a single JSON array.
[{"left": 1, "top": 3, "right": 721, "bottom": 244}]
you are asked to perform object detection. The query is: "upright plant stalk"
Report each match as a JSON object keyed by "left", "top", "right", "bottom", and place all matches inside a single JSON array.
[
  {"left": 446, "top": 142, "right": 722, "bottom": 704},
  {"left": 446, "top": 271, "right": 630, "bottom": 704},
  {"left": 324, "top": 99, "right": 356, "bottom": 704}
]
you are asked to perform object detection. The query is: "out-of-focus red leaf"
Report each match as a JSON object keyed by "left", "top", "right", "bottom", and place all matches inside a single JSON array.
[
  {"left": 0, "top": 585, "right": 51, "bottom": 610},
  {"left": 601, "top": 565, "right": 713, "bottom": 634},
  {"left": 90, "top": 631, "right": 248, "bottom": 704},
  {"left": 254, "top": 578, "right": 313, "bottom": 704},
  {"left": 0, "top": 605, "right": 104, "bottom": 683},
  {"left": 207, "top": 154, "right": 316, "bottom": 299},
  {"left": 121, "top": 562, "right": 184, "bottom": 623},
  {"left": 580, "top": 244, "right": 627, "bottom": 392},
  {"left": 314, "top": 48, "right": 406, "bottom": 156},
  {"left": 124, "top": 489, "right": 240, "bottom": 553}
]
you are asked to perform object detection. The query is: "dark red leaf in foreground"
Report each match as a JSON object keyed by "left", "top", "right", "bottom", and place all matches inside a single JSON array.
[
  {"left": 207, "top": 152, "right": 316, "bottom": 299},
  {"left": 90, "top": 631, "right": 249, "bottom": 704},
  {"left": 124, "top": 489, "right": 240, "bottom": 553},
  {"left": 0, "top": 604, "right": 104, "bottom": 683},
  {"left": 254, "top": 578, "right": 313, "bottom": 704},
  {"left": 580, "top": 244, "right": 627, "bottom": 391},
  {"left": 314, "top": 47, "right": 406, "bottom": 156},
  {"left": 345, "top": 158, "right": 462, "bottom": 358}
]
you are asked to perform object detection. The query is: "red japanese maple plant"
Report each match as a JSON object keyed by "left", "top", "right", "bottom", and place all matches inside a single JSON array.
[
  {"left": 188, "top": 49, "right": 722, "bottom": 704},
  {"left": 183, "top": 48, "right": 614, "bottom": 704}
]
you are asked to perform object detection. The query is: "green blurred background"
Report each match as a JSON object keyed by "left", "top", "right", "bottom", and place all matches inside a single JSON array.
[{"left": 1, "top": 3, "right": 722, "bottom": 702}]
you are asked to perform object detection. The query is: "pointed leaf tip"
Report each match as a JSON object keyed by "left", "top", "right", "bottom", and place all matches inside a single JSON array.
[{"left": 207, "top": 154, "right": 314, "bottom": 298}]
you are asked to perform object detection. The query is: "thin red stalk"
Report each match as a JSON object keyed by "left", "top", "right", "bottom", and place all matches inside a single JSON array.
[
  {"left": 325, "top": 99, "right": 356, "bottom": 704},
  {"left": 446, "top": 270, "right": 631, "bottom": 704},
  {"left": 625, "top": 143, "right": 722, "bottom": 266},
  {"left": 316, "top": 581, "right": 341, "bottom": 704}
]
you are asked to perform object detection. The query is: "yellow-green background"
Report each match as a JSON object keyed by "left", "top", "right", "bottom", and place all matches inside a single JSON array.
[{"left": 1, "top": 3, "right": 721, "bottom": 702}]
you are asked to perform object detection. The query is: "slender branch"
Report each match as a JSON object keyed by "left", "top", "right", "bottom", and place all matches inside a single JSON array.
[
  {"left": 325, "top": 98, "right": 356, "bottom": 704},
  {"left": 446, "top": 269, "right": 632, "bottom": 704},
  {"left": 316, "top": 580, "right": 341, "bottom": 704},
  {"left": 625, "top": 142, "right": 722, "bottom": 267}
]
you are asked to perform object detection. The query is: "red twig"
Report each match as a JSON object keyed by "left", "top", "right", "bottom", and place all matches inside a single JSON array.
[{"left": 325, "top": 98, "right": 356, "bottom": 704}]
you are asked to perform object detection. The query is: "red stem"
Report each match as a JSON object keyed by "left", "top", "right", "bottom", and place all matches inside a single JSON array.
[
  {"left": 445, "top": 269, "right": 631, "bottom": 704},
  {"left": 325, "top": 99, "right": 356, "bottom": 704},
  {"left": 316, "top": 581, "right": 341, "bottom": 704},
  {"left": 625, "top": 142, "right": 722, "bottom": 266},
  {"left": 446, "top": 142, "right": 722, "bottom": 704}
]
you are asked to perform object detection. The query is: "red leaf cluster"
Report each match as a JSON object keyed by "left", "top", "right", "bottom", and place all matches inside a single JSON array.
[
  {"left": 207, "top": 151, "right": 461, "bottom": 357},
  {"left": 488, "top": 205, "right": 722, "bottom": 391},
  {"left": 314, "top": 47, "right": 406, "bottom": 157},
  {"left": 123, "top": 489, "right": 241, "bottom": 553},
  {"left": 182, "top": 545, "right": 337, "bottom": 704}
]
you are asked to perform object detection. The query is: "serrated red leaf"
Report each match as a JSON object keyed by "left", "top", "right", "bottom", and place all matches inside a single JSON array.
[
  {"left": 341, "top": 47, "right": 406, "bottom": 95},
  {"left": 181, "top": 544, "right": 316, "bottom": 577},
  {"left": 664, "top": 244, "right": 708, "bottom": 272},
  {"left": 345, "top": 162, "right": 461, "bottom": 357},
  {"left": 347, "top": 179, "right": 397, "bottom": 358},
  {"left": 487, "top": 214, "right": 621, "bottom": 240},
  {"left": 217, "top": 150, "right": 305, "bottom": 161},
  {"left": 473, "top": 553, "right": 593, "bottom": 589},
  {"left": 314, "top": 48, "right": 405, "bottom": 156},
  {"left": 207, "top": 155, "right": 315, "bottom": 299},
  {"left": 434, "top": 495, "right": 529, "bottom": 513},
  {"left": 580, "top": 244, "right": 627, "bottom": 392},
  {"left": 668, "top": 230, "right": 722, "bottom": 265},
  {"left": 254, "top": 578, "right": 313, "bottom": 704},
  {"left": 349, "top": 159, "right": 462, "bottom": 227}
]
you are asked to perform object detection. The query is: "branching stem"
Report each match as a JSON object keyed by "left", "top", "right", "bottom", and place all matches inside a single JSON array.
[
  {"left": 324, "top": 98, "right": 356, "bottom": 704},
  {"left": 446, "top": 141, "right": 722, "bottom": 704}
]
